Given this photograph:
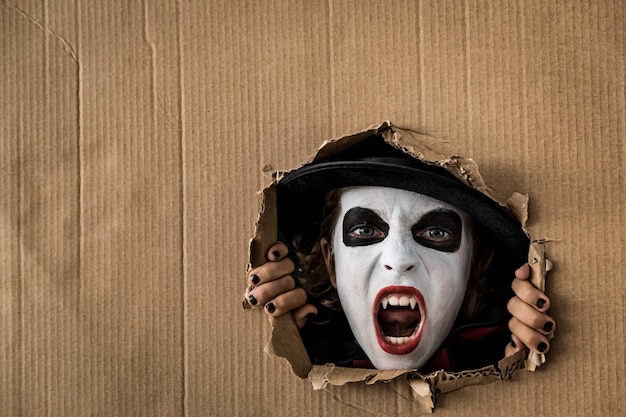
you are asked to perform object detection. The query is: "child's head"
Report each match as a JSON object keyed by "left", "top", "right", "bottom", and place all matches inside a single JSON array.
[{"left": 277, "top": 133, "right": 528, "bottom": 370}]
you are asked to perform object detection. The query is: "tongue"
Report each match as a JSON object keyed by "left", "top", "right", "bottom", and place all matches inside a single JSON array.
[{"left": 377, "top": 308, "right": 421, "bottom": 337}]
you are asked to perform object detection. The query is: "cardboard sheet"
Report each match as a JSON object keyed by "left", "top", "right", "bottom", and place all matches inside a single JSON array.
[{"left": 2, "top": 0, "right": 625, "bottom": 415}]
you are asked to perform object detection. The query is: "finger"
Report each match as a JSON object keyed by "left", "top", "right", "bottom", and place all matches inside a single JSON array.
[
  {"left": 266, "top": 242, "right": 289, "bottom": 262},
  {"left": 507, "top": 296, "right": 556, "bottom": 335},
  {"left": 511, "top": 278, "right": 551, "bottom": 312},
  {"left": 263, "top": 287, "right": 308, "bottom": 317},
  {"left": 509, "top": 317, "right": 551, "bottom": 354},
  {"left": 246, "top": 275, "right": 295, "bottom": 307},
  {"left": 514, "top": 263, "right": 530, "bottom": 280},
  {"left": 504, "top": 333, "right": 524, "bottom": 357},
  {"left": 248, "top": 257, "right": 295, "bottom": 286},
  {"left": 293, "top": 304, "right": 318, "bottom": 329}
]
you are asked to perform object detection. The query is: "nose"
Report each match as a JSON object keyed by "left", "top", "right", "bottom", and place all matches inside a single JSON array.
[
  {"left": 380, "top": 238, "right": 419, "bottom": 274},
  {"left": 383, "top": 263, "right": 415, "bottom": 272}
]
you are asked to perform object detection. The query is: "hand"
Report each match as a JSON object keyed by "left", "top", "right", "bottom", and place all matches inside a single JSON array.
[
  {"left": 505, "top": 264, "right": 555, "bottom": 356},
  {"left": 246, "top": 242, "right": 318, "bottom": 328}
]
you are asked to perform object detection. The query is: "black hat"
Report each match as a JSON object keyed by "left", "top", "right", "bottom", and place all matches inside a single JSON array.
[{"left": 277, "top": 135, "right": 529, "bottom": 267}]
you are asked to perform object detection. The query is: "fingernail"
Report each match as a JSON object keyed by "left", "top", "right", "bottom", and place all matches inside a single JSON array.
[
  {"left": 537, "top": 342, "right": 548, "bottom": 353},
  {"left": 250, "top": 274, "right": 260, "bottom": 285},
  {"left": 511, "top": 338, "right": 517, "bottom": 349},
  {"left": 265, "top": 302, "right": 275, "bottom": 313},
  {"left": 543, "top": 321, "right": 554, "bottom": 332},
  {"left": 536, "top": 298, "right": 546, "bottom": 309},
  {"left": 248, "top": 294, "right": 258, "bottom": 306},
  {"left": 272, "top": 250, "right": 281, "bottom": 260}
]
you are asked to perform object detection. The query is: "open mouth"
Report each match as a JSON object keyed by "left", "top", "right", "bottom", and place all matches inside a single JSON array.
[{"left": 373, "top": 286, "right": 425, "bottom": 355}]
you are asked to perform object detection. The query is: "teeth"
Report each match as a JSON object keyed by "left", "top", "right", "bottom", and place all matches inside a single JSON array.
[
  {"left": 384, "top": 335, "right": 414, "bottom": 345},
  {"left": 380, "top": 294, "right": 419, "bottom": 310}
]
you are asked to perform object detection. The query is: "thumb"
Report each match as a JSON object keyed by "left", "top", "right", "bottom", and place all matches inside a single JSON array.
[
  {"left": 293, "top": 304, "right": 318, "bottom": 329},
  {"left": 514, "top": 263, "right": 531, "bottom": 280}
]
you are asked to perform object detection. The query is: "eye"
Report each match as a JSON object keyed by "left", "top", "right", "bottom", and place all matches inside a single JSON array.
[
  {"left": 349, "top": 225, "right": 384, "bottom": 239},
  {"left": 422, "top": 227, "right": 451, "bottom": 240}
]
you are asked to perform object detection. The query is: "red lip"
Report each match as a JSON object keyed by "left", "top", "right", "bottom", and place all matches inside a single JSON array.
[{"left": 373, "top": 286, "right": 426, "bottom": 355}]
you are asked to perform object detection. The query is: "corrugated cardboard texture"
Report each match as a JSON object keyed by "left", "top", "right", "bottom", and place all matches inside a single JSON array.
[{"left": 1, "top": 1, "right": 624, "bottom": 416}]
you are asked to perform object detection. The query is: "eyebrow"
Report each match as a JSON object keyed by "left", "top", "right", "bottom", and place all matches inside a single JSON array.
[
  {"left": 344, "top": 207, "right": 459, "bottom": 227},
  {"left": 413, "top": 209, "right": 462, "bottom": 228}
]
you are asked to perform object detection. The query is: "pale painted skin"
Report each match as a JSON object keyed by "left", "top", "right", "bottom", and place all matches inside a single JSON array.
[{"left": 324, "top": 186, "right": 474, "bottom": 370}]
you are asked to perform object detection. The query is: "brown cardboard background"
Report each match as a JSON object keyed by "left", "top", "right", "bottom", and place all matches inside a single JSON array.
[{"left": 1, "top": 1, "right": 624, "bottom": 416}]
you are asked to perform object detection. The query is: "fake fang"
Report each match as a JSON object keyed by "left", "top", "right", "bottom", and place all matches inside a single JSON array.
[{"left": 374, "top": 287, "right": 425, "bottom": 355}]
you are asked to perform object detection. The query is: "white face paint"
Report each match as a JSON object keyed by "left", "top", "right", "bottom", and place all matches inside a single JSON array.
[{"left": 329, "top": 186, "right": 474, "bottom": 370}]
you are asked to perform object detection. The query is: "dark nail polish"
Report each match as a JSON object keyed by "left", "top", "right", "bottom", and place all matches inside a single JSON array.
[
  {"left": 248, "top": 294, "right": 257, "bottom": 306},
  {"left": 306, "top": 312, "right": 316, "bottom": 319},
  {"left": 250, "top": 274, "right": 260, "bottom": 285},
  {"left": 537, "top": 342, "right": 548, "bottom": 353},
  {"left": 511, "top": 338, "right": 517, "bottom": 349},
  {"left": 536, "top": 298, "right": 546, "bottom": 309},
  {"left": 543, "top": 321, "right": 554, "bottom": 332},
  {"left": 272, "top": 250, "right": 281, "bottom": 260},
  {"left": 266, "top": 302, "right": 275, "bottom": 313}
]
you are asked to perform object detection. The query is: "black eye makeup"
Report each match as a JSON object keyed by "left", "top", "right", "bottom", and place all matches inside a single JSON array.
[
  {"left": 342, "top": 207, "right": 462, "bottom": 251},
  {"left": 342, "top": 207, "right": 389, "bottom": 247},
  {"left": 412, "top": 210, "right": 462, "bottom": 252}
]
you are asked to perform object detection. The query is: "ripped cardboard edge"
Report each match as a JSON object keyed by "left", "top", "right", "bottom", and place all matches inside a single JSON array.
[{"left": 243, "top": 121, "right": 551, "bottom": 403}]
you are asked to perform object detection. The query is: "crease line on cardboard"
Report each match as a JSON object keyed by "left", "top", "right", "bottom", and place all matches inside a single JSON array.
[
  {"left": 2, "top": 0, "right": 78, "bottom": 64},
  {"left": 416, "top": 0, "right": 425, "bottom": 124},
  {"left": 76, "top": 0, "right": 84, "bottom": 317},
  {"left": 142, "top": 0, "right": 157, "bottom": 130},
  {"left": 175, "top": 0, "right": 188, "bottom": 413},
  {"left": 463, "top": 0, "right": 473, "bottom": 144},
  {"left": 16, "top": 91, "right": 24, "bottom": 416},
  {"left": 327, "top": 0, "right": 335, "bottom": 134}
]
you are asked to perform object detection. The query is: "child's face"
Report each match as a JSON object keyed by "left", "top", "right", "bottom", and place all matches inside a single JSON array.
[{"left": 329, "top": 186, "right": 474, "bottom": 370}]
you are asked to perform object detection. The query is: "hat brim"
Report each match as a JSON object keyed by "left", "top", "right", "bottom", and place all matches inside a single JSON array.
[{"left": 277, "top": 159, "right": 529, "bottom": 267}]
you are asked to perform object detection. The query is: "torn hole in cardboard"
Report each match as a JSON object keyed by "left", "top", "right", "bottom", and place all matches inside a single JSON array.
[{"left": 244, "top": 121, "right": 552, "bottom": 408}]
